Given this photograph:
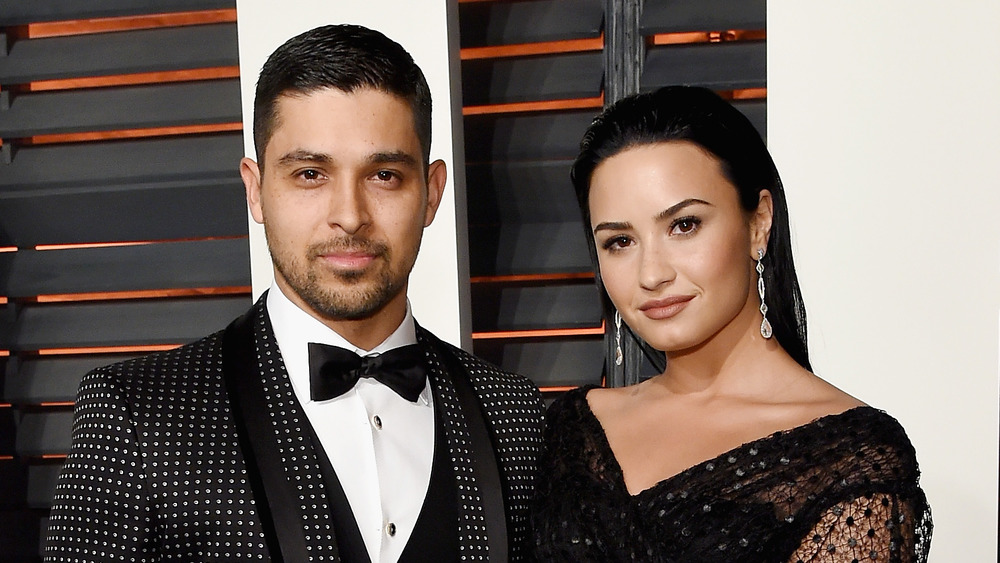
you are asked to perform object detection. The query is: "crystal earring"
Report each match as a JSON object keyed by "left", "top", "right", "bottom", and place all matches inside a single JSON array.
[
  {"left": 756, "top": 249, "right": 773, "bottom": 339},
  {"left": 614, "top": 310, "right": 624, "bottom": 366}
]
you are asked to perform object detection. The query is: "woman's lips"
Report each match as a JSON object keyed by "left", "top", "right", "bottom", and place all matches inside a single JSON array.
[{"left": 638, "top": 295, "right": 695, "bottom": 320}]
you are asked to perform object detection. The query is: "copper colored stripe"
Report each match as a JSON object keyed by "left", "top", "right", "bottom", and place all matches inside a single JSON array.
[
  {"left": 35, "top": 235, "right": 247, "bottom": 251},
  {"left": 38, "top": 344, "right": 181, "bottom": 355},
  {"left": 0, "top": 247, "right": 17, "bottom": 253},
  {"left": 40, "top": 454, "right": 69, "bottom": 460},
  {"left": 726, "top": 87, "right": 767, "bottom": 100},
  {"left": 24, "top": 122, "right": 243, "bottom": 145},
  {"left": 24, "top": 66, "right": 240, "bottom": 92},
  {"left": 464, "top": 95, "right": 603, "bottom": 116},
  {"left": 461, "top": 36, "right": 603, "bottom": 60},
  {"left": 0, "top": 456, "right": 13, "bottom": 461},
  {"left": 0, "top": 297, "right": 7, "bottom": 305},
  {"left": 22, "top": 9, "right": 237, "bottom": 39},
  {"left": 649, "top": 29, "right": 766, "bottom": 46},
  {"left": 649, "top": 31, "right": 715, "bottom": 45},
  {"left": 32, "top": 286, "right": 251, "bottom": 303},
  {"left": 539, "top": 386, "right": 578, "bottom": 393},
  {"left": 35, "top": 241, "right": 153, "bottom": 251},
  {"left": 39, "top": 402, "right": 76, "bottom": 408},
  {"left": 0, "top": 350, "right": 8, "bottom": 356},
  {"left": 472, "top": 326, "right": 605, "bottom": 340},
  {"left": 469, "top": 272, "right": 594, "bottom": 284}
]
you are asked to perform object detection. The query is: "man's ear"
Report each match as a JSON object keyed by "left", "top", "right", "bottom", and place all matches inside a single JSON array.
[
  {"left": 423, "top": 159, "right": 447, "bottom": 227},
  {"left": 751, "top": 189, "right": 774, "bottom": 255},
  {"left": 241, "top": 157, "right": 264, "bottom": 225}
]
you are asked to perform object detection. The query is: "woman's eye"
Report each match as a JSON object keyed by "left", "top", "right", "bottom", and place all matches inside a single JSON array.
[
  {"left": 602, "top": 235, "right": 632, "bottom": 251},
  {"left": 670, "top": 217, "right": 701, "bottom": 235}
]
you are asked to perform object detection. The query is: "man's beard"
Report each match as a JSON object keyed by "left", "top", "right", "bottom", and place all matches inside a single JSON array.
[{"left": 270, "top": 235, "right": 410, "bottom": 321}]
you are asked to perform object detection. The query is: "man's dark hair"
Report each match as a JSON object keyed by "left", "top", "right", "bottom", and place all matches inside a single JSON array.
[{"left": 253, "top": 24, "right": 432, "bottom": 168}]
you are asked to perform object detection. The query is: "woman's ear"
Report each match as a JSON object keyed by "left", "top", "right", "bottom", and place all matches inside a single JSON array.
[{"left": 751, "top": 190, "right": 774, "bottom": 255}]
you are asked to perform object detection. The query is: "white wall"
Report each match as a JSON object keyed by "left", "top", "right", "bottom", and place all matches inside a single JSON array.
[
  {"left": 768, "top": 2, "right": 1000, "bottom": 560},
  {"left": 235, "top": 0, "right": 469, "bottom": 348}
]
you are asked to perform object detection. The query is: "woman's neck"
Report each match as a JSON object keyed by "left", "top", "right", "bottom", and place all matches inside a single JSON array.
[{"left": 656, "top": 304, "right": 789, "bottom": 397}]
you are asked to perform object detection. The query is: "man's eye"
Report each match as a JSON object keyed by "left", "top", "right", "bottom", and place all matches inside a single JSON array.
[
  {"left": 299, "top": 169, "right": 321, "bottom": 181},
  {"left": 375, "top": 170, "right": 396, "bottom": 182}
]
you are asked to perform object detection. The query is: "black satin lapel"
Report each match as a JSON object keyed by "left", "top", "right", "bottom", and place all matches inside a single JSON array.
[
  {"left": 423, "top": 333, "right": 509, "bottom": 561},
  {"left": 222, "top": 305, "right": 313, "bottom": 563}
]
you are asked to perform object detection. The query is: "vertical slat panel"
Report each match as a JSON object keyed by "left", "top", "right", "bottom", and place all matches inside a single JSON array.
[
  {"left": 0, "top": 4, "right": 244, "bottom": 560},
  {"left": 459, "top": 0, "right": 606, "bottom": 391}
]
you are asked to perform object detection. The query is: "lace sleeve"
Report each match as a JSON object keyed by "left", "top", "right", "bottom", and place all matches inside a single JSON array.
[
  {"left": 788, "top": 492, "right": 931, "bottom": 563},
  {"left": 531, "top": 387, "right": 615, "bottom": 560}
]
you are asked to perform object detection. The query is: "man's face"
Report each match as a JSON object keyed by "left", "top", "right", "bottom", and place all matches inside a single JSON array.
[{"left": 241, "top": 87, "right": 446, "bottom": 324}]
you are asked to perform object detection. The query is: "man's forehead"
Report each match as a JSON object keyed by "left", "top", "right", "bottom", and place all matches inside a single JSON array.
[
  {"left": 273, "top": 86, "right": 412, "bottom": 116},
  {"left": 266, "top": 88, "right": 421, "bottom": 162}
]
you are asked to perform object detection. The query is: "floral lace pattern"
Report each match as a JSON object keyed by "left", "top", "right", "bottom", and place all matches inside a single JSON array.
[{"left": 532, "top": 386, "right": 931, "bottom": 562}]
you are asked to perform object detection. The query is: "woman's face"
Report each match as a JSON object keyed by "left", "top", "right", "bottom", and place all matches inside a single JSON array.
[{"left": 588, "top": 141, "right": 771, "bottom": 354}]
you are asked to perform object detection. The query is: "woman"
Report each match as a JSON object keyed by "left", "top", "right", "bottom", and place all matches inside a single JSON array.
[{"left": 531, "top": 86, "right": 931, "bottom": 562}]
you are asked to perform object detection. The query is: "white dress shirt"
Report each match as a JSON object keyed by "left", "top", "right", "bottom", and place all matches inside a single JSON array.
[{"left": 266, "top": 285, "right": 435, "bottom": 563}]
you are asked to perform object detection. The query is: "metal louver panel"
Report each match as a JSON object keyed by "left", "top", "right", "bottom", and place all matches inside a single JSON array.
[{"left": 0, "top": 5, "right": 246, "bottom": 559}]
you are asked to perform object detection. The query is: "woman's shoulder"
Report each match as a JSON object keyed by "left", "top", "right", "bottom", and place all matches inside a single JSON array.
[
  {"left": 805, "top": 403, "right": 915, "bottom": 451},
  {"left": 783, "top": 404, "right": 922, "bottom": 484},
  {"left": 544, "top": 384, "right": 601, "bottom": 426}
]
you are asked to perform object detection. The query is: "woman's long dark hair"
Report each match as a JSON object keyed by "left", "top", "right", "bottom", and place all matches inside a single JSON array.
[{"left": 572, "top": 86, "right": 811, "bottom": 384}]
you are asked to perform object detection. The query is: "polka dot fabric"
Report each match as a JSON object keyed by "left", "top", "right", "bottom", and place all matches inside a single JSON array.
[
  {"left": 255, "top": 310, "right": 339, "bottom": 558},
  {"left": 532, "top": 386, "right": 932, "bottom": 562},
  {"left": 418, "top": 328, "right": 546, "bottom": 562},
  {"left": 45, "top": 331, "right": 271, "bottom": 561},
  {"left": 44, "top": 298, "right": 545, "bottom": 562}
]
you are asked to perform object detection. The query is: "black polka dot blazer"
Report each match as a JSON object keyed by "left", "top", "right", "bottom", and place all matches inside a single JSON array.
[{"left": 44, "top": 296, "right": 545, "bottom": 562}]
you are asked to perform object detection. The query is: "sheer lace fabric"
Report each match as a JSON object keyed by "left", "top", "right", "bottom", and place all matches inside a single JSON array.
[{"left": 531, "top": 386, "right": 931, "bottom": 562}]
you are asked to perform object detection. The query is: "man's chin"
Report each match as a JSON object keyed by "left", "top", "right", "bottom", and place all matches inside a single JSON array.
[
  {"left": 321, "top": 265, "right": 370, "bottom": 282},
  {"left": 304, "top": 279, "right": 399, "bottom": 317}
]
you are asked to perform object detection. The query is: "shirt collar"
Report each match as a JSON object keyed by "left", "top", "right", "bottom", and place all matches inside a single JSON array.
[{"left": 265, "top": 282, "right": 425, "bottom": 404}]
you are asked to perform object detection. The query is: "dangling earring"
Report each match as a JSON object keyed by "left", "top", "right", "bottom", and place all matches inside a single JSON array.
[
  {"left": 614, "top": 310, "right": 624, "bottom": 366},
  {"left": 756, "top": 249, "right": 773, "bottom": 339}
]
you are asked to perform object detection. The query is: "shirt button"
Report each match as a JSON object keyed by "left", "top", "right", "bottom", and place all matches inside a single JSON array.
[
  {"left": 385, "top": 522, "right": 396, "bottom": 536},
  {"left": 372, "top": 415, "right": 383, "bottom": 429}
]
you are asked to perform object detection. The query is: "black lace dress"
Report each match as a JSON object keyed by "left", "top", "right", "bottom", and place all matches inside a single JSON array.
[{"left": 531, "top": 386, "right": 931, "bottom": 562}]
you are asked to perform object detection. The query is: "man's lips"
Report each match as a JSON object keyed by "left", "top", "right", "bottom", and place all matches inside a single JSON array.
[
  {"left": 318, "top": 251, "right": 377, "bottom": 270},
  {"left": 638, "top": 295, "right": 695, "bottom": 320}
]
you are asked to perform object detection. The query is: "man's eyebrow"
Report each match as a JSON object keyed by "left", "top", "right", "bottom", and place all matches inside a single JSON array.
[
  {"left": 367, "top": 151, "right": 419, "bottom": 167},
  {"left": 276, "top": 150, "right": 332, "bottom": 167},
  {"left": 654, "top": 198, "right": 712, "bottom": 221}
]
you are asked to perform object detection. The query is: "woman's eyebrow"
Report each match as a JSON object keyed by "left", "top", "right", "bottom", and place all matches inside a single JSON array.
[
  {"left": 593, "top": 220, "right": 631, "bottom": 234},
  {"left": 654, "top": 198, "right": 712, "bottom": 222},
  {"left": 593, "top": 199, "right": 712, "bottom": 234}
]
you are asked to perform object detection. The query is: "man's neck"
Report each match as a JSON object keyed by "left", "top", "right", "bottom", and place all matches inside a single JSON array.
[{"left": 274, "top": 280, "right": 409, "bottom": 351}]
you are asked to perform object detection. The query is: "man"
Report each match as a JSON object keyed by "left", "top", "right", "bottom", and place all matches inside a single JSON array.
[{"left": 45, "top": 24, "right": 544, "bottom": 562}]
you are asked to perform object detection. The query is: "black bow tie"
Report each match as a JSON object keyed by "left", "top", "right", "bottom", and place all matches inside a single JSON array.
[{"left": 308, "top": 342, "right": 426, "bottom": 402}]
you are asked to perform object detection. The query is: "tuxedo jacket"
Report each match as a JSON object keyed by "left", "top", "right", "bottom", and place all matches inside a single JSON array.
[{"left": 44, "top": 297, "right": 545, "bottom": 562}]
